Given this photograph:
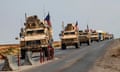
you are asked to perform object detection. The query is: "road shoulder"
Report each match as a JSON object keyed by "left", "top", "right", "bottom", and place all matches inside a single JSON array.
[{"left": 89, "top": 39, "right": 120, "bottom": 72}]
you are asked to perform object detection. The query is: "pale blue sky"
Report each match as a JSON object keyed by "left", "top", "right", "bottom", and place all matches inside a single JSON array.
[{"left": 0, "top": 0, "right": 120, "bottom": 44}]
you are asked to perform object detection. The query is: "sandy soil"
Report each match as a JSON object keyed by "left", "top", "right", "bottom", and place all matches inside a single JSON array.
[{"left": 89, "top": 39, "right": 120, "bottom": 72}]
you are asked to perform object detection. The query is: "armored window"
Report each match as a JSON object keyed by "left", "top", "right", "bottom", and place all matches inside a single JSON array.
[
  {"left": 26, "top": 40, "right": 40, "bottom": 47},
  {"left": 35, "top": 40, "right": 40, "bottom": 45},
  {"left": 36, "top": 30, "right": 44, "bottom": 34},
  {"left": 83, "top": 33, "right": 88, "bottom": 35},
  {"left": 70, "top": 32, "right": 75, "bottom": 35},
  {"left": 26, "top": 41, "right": 32, "bottom": 46},
  {"left": 64, "top": 32, "right": 75, "bottom": 35},
  {"left": 26, "top": 31, "right": 34, "bottom": 35}
]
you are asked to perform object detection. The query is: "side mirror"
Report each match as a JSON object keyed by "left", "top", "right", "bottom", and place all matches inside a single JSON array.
[{"left": 59, "top": 34, "right": 62, "bottom": 36}]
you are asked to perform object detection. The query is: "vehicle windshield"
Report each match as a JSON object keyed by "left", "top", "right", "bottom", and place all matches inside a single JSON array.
[
  {"left": 26, "top": 40, "right": 40, "bottom": 46},
  {"left": 79, "top": 32, "right": 88, "bottom": 35},
  {"left": 26, "top": 30, "right": 44, "bottom": 35},
  {"left": 91, "top": 33, "right": 97, "bottom": 35},
  {"left": 64, "top": 32, "right": 75, "bottom": 35},
  {"left": 83, "top": 33, "right": 88, "bottom": 35},
  {"left": 36, "top": 30, "right": 44, "bottom": 34}
]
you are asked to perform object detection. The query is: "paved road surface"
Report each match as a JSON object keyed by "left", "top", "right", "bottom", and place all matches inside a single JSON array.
[{"left": 23, "top": 40, "right": 112, "bottom": 72}]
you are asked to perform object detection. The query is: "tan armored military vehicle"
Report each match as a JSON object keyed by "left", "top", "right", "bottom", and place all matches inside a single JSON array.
[
  {"left": 91, "top": 31, "right": 99, "bottom": 42},
  {"left": 103, "top": 32, "right": 110, "bottom": 40},
  {"left": 60, "top": 23, "right": 80, "bottom": 49},
  {"left": 79, "top": 30, "right": 91, "bottom": 45},
  {"left": 20, "top": 15, "right": 53, "bottom": 59}
]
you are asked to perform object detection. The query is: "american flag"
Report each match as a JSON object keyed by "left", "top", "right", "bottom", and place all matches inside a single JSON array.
[{"left": 44, "top": 13, "right": 51, "bottom": 27}]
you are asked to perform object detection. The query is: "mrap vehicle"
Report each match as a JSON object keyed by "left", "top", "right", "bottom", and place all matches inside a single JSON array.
[
  {"left": 79, "top": 30, "right": 91, "bottom": 45},
  {"left": 90, "top": 31, "right": 99, "bottom": 42},
  {"left": 60, "top": 23, "right": 80, "bottom": 49},
  {"left": 19, "top": 15, "right": 53, "bottom": 59}
]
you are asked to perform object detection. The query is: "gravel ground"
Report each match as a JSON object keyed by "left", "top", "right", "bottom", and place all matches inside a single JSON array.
[{"left": 89, "top": 39, "right": 120, "bottom": 72}]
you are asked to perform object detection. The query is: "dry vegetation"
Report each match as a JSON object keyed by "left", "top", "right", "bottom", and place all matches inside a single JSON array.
[
  {"left": 0, "top": 44, "right": 20, "bottom": 59},
  {"left": 0, "top": 41, "right": 61, "bottom": 60},
  {"left": 89, "top": 39, "right": 120, "bottom": 72}
]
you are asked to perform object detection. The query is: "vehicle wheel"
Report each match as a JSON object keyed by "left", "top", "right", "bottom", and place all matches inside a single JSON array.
[
  {"left": 87, "top": 41, "right": 90, "bottom": 45},
  {"left": 75, "top": 43, "right": 79, "bottom": 48},
  {"left": 21, "top": 49, "right": 26, "bottom": 59},
  {"left": 91, "top": 40, "right": 93, "bottom": 43},
  {"left": 97, "top": 40, "right": 99, "bottom": 42},
  {"left": 61, "top": 44, "right": 66, "bottom": 50}
]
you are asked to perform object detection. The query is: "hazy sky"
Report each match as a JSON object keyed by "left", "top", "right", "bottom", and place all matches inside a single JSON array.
[{"left": 0, "top": 0, "right": 120, "bottom": 44}]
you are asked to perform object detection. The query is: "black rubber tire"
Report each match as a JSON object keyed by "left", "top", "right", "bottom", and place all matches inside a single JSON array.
[
  {"left": 61, "top": 44, "right": 66, "bottom": 50},
  {"left": 87, "top": 40, "right": 91, "bottom": 46},
  {"left": 87, "top": 41, "right": 90, "bottom": 45},
  {"left": 21, "top": 49, "right": 26, "bottom": 59},
  {"left": 97, "top": 40, "right": 99, "bottom": 42},
  {"left": 75, "top": 43, "right": 79, "bottom": 48},
  {"left": 91, "top": 40, "right": 93, "bottom": 43}
]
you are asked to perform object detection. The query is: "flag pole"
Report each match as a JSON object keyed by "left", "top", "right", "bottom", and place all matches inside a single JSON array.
[
  {"left": 86, "top": 17, "right": 90, "bottom": 32},
  {"left": 25, "top": 13, "right": 27, "bottom": 21},
  {"left": 62, "top": 21, "right": 64, "bottom": 30}
]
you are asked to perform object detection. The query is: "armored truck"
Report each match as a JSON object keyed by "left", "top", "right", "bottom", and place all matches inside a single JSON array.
[
  {"left": 79, "top": 30, "right": 91, "bottom": 45},
  {"left": 60, "top": 23, "right": 80, "bottom": 49},
  {"left": 90, "top": 31, "right": 99, "bottom": 42},
  {"left": 20, "top": 15, "right": 53, "bottom": 59},
  {"left": 103, "top": 32, "right": 110, "bottom": 40}
]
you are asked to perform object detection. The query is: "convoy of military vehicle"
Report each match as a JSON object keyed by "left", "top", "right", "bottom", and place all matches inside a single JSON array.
[
  {"left": 0, "top": 14, "right": 114, "bottom": 71},
  {"left": 19, "top": 14, "right": 113, "bottom": 58}
]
